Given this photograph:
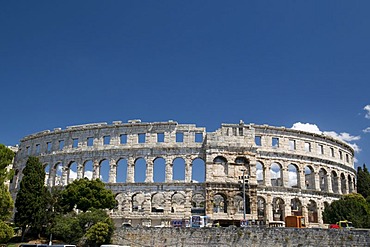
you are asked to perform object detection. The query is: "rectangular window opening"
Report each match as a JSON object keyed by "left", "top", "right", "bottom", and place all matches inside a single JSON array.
[
  {"left": 339, "top": 151, "right": 343, "bottom": 160},
  {"left": 87, "top": 137, "right": 94, "bottom": 147},
  {"left": 195, "top": 133, "right": 203, "bottom": 143},
  {"left": 272, "top": 137, "right": 279, "bottom": 148},
  {"left": 238, "top": 127, "right": 243, "bottom": 136},
  {"left": 305, "top": 142, "right": 311, "bottom": 152},
  {"left": 176, "top": 132, "right": 184, "bottom": 143},
  {"left": 255, "top": 136, "right": 261, "bottom": 146},
  {"left": 72, "top": 138, "right": 78, "bottom": 148},
  {"left": 59, "top": 140, "right": 64, "bottom": 150},
  {"left": 26, "top": 146, "right": 30, "bottom": 155},
  {"left": 35, "top": 144, "right": 40, "bottom": 154},
  {"left": 289, "top": 140, "right": 296, "bottom": 150},
  {"left": 318, "top": 144, "right": 324, "bottom": 154},
  {"left": 157, "top": 133, "right": 164, "bottom": 143},
  {"left": 47, "top": 142, "right": 52, "bottom": 152},
  {"left": 138, "top": 133, "right": 146, "bottom": 143},
  {"left": 103, "top": 135, "right": 110, "bottom": 145},
  {"left": 120, "top": 134, "right": 127, "bottom": 144},
  {"left": 331, "top": 147, "right": 335, "bottom": 157}
]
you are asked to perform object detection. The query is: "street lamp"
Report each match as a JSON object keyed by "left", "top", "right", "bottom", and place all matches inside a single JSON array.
[{"left": 239, "top": 169, "right": 249, "bottom": 220}]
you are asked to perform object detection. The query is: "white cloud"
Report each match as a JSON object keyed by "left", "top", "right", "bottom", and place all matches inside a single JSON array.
[
  {"left": 291, "top": 122, "right": 322, "bottom": 134},
  {"left": 291, "top": 122, "right": 361, "bottom": 153},
  {"left": 363, "top": 127, "right": 370, "bottom": 133},
  {"left": 323, "top": 131, "right": 360, "bottom": 142},
  {"left": 364, "top": 105, "right": 370, "bottom": 119},
  {"left": 348, "top": 143, "right": 361, "bottom": 153}
]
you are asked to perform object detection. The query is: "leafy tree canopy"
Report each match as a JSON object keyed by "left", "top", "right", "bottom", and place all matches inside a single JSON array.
[
  {"left": 47, "top": 209, "right": 114, "bottom": 246},
  {"left": 323, "top": 193, "right": 370, "bottom": 228},
  {"left": 0, "top": 144, "right": 15, "bottom": 221},
  {"left": 357, "top": 164, "right": 370, "bottom": 200},
  {"left": 0, "top": 220, "right": 14, "bottom": 243},
  {"left": 14, "top": 156, "right": 49, "bottom": 238},
  {"left": 0, "top": 144, "right": 15, "bottom": 184},
  {"left": 85, "top": 222, "right": 111, "bottom": 247},
  {"left": 59, "top": 178, "right": 116, "bottom": 212},
  {"left": 47, "top": 212, "right": 83, "bottom": 244}
]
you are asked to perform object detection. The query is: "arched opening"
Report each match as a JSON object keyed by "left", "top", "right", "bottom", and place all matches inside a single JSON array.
[
  {"left": 288, "top": 164, "right": 299, "bottom": 188},
  {"left": 319, "top": 168, "right": 328, "bottom": 192},
  {"left": 44, "top": 163, "right": 51, "bottom": 186},
  {"left": 331, "top": 171, "right": 339, "bottom": 193},
  {"left": 115, "top": 193, "right": 124, "bottom": 212},
  {"left": 213, "top": 156, "right": 228, "bottom": 175},
  {"left": 271, "top": 162, "right": 282, "bottom": 186},
  {"left": 340, "top": 173, "right": 347, "bottom": 194},
  {"left": 256, "top": 161, "right": 264, "bottom": 185},
  {"left": 132, "top": 193, "right": 145, "bottom": 212},
  {"left": 234, "top": 194, "right": 243, "bottom": 214},
  {"left": 192, "top": 158, "right": 205, "bottom": 182},
  {"left": 305, "top": 166, "right": 315, "bottom": 190},
  {"left": 213, "top": 156, "right": 227, "bottom": 164},
  {"left": 272, "top": 197, "right": 285, "bottom": 221},
  {"left": 307, "top": 200, "right": 318, "bottom": 223},
  {"left": 53, "top": 162, "right": 63, "bottom": 186},
  {"left": 171, "top": 192, "right": 185, "bottom": 213},
  {"left": 234, "top": 193, "right": 250, "bottom": 215},
  {"left": 257, "top": 196, "right": 266, "bottom": 223},
  {"left": 83, "top": 160, "right": 94, "bottom": 180},
  {"left": 151, "top": 193, "right": 165, "bottom": 213},
  {"left": 67, "top": 161, "right": 78, "bottom": 184},
  {"left": 348, "top": 175, "right": 353, "bottom": 193},
  {"left": 117, "top": 158, "right": 128, "bottom": 183},
  {"left": 191, "top": 193, "right": 205, "bottom": 215},
  {"left": 99, "top": 159, "right": 110, "bottom": 183},
  {"left": 235, "top": 157, "right": 250, "bottom": 175},
  {"left": 134, "top": 158, "right": 146, "bottom": 183},
  {"left": 291, "top": 198, "right": 302, "bottom": 216},
  {"left": 213, "top": 193, "right": 227, "bottom": 213},
  {"left": 153, "top": 157, "right": 166, "bottom": 182},
  {"left": 173, "top": 157, "right": 185, "bottom": 181}
]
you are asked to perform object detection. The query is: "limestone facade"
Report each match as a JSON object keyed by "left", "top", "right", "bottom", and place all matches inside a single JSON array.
[{"left": 10, "top": 120, "right": 356, "bottom": 227}]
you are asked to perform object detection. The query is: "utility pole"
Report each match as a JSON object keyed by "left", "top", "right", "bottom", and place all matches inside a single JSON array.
[{"left": 242, "top": 169, "right": 246, "bottom": 220}]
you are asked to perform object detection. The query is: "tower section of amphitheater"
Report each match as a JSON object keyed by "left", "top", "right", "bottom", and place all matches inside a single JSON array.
[{"left": 10, "top": 120, "right": 356, "bottom": 227}]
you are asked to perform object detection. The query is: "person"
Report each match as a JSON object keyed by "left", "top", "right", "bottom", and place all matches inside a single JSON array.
[{"left": 215, "top": 221, "right": 220, "bottom": 227}]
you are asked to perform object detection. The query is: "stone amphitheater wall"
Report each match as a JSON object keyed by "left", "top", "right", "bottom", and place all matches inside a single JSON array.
[
  {"left": 10, "top": 120, "right": 357, "bottom": 228},
  {"left": 113, "top": 227, "right": 370, "bottom": 247}
]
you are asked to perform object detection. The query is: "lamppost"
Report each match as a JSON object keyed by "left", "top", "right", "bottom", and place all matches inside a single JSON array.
[{"left": 240, "top": 169, "right": 249, "bottom": 220}]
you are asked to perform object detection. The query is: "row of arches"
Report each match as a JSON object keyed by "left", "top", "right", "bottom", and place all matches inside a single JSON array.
[
  {"left": 43, "top": 157, "right": 206, "bottom": 187},
  {"left": 254, "top": 161, "right": 355, "bottom": 193},
  {"left": 115, "top": 192, "right": 206, "bottom": 215},
  {"left": 112, "top": 190, "right": 324, "bottom": 224},
  {"left": 39, "top": 155, "right": 356, "bottom": 195}
]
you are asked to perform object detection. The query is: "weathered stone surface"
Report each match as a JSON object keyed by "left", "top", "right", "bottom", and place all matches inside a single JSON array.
[
  {"left": 114, "top": 227, "right": 370, "bottom": 247},
  {"left": 10, "top": 120, "right": 356, "bottom": 228}
]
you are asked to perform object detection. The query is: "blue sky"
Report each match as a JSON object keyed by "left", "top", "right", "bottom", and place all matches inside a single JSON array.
[{"left": 1, "top": 1, "right": 370, "bottom": 170}]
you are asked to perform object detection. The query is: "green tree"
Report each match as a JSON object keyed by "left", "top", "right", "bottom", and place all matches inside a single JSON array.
[
  {"left": 47, "top": 212, "right": 83, "bottom": 244},
  {"left": 76, "top": 208, "right": 114, "bottom": 238},
  {"left": 47, "top": 209, "right": 114, "bottom": 245},
  {"left": 323, "top": 193, "right": 370, "bottom": 228},
  {"left": 59, "top": 178, "right": 116, "bottom": 212},
  {"left": 85, "top": 222, "right": 111, "bottom": 247},
  {"left": 14, "top": 156, "right": 49, "bottom": 240},
  {"left": 0, "top": 144, "right": 15, "bottom": 221},
  {"left": 0, "top": 144, "right": 15, "bottom": 184},
  {"left": 357, "top": 164, "right": 370, "bottom": 200},
  {"left": 0, "top": 220, "right": 14, "bottom": 243}
]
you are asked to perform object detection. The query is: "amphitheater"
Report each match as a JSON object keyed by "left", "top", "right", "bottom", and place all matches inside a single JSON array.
[{"left": 10, "top": 120, "right": 356, "bottom": 228}]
